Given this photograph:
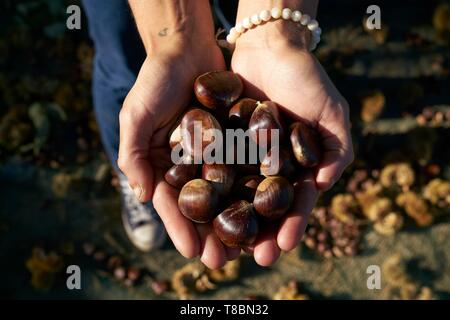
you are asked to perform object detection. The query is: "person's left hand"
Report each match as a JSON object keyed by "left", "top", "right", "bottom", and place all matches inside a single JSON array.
[{"left": 231, "top": 34, "right": 353, "bottom": 266}]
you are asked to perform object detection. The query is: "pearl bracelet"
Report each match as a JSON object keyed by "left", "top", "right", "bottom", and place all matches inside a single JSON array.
[{"left": 226, "top": 7, "right": 321, "bottom": 51}]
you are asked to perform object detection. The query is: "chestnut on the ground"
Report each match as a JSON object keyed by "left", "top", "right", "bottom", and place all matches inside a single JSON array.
[
  {"left": 290, "top": 121, "right": 321, "bottom": 167},
  {"left": 194, "top": 71, "right": 243, "bottom": 109},
  {"left": 213, "top": 200, "right": 259, "bottom": 248},
  {"left": 253, "top": 176, "right": 294, "bottom": 220},
  {"left": 178, "top": 179, "right": 219, "bottom": 223}
]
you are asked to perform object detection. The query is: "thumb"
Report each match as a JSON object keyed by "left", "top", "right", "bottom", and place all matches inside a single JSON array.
[
  {"left": 316, "top": 148, "right": 352, "bottom": 190},
  {"left": 117, "top": 96, "right": 155, "bottom": 202},
  {"left": 315, "top": 102, "right": 354, "bottom": 191}
]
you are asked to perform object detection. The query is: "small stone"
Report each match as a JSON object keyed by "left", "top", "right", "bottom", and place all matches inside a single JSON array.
[
  {"left": 424, "top": 164, "right": 441, "bottom": 176},
  {"left": 433, "top": 111, "right": 444, "bottom": 124},
  {"left": 416, "top": 114, "right": 426, "bottom": 125},
  {"left": 49, "top": 160, "right": 60, "bottom": 169},
  {"left": 107, "top": 255, "right": 123, "bottom": 270},
  {"left": 82, "top": 243, "right": 95, "bottom": 256},
  {"left": 317, "top": 231, "right": 328, "bottom": 242},
  {"left": 317, "top": 243, "right": 327, "bottom": 253},
  {"left": 127, "top": 267, "right": 141, "bottom": 282},
  {"left": 124, "top": 278, "right": 134, "bottom": 287},
  {"left": 77, "top": 137, "right": 89, "bottom": 151},
  {"left": 323, "top": 250, "right": 333, "bottom": 258},
  {"left": 151, "top": 280, "right": 169, "bottom": 295},
  {"left": 446, "top": 110, "right": 450, "bottom": 121},
  {"left": 422, "top": 107, "right": 434, "bottom": 120},
  {"left": 114, "top": 267, "right": 126, "bottom": 280},
  {"left": 344, "top": 245, "right": 357, "bottom": 256},
  {"left": 335, "top": 237, "right": 349, "bottom": 247},
  {"left": 332, "top": 246, "right": 344, "bottom": 258},
  {"left": 360, "top": 91, "right": 385, "bottom": 123},
  {"left": 304, "top": 236, "right": 316, "bottom": 249},
  {"left": 93, "top": 250, "right": 107, "bottom": 262}
]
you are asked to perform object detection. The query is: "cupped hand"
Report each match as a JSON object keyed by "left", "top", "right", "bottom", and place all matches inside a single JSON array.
[
  {"left": 118, "top": 43, "right": 241, "bottom": 268},
  {"left": 232, "top": 41, "right": 354, "bottom": 266}
]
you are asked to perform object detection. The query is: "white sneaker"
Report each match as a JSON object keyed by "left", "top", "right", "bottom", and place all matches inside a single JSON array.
[{"left": 118, "top": 175, "right": 166, "bottom": 252}]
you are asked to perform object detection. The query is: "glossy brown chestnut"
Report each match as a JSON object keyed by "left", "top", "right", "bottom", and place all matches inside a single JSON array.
[
  {"left": 164, "top": 163, "right": 199, "bottom": 189},
  {"left": 234, "top": 175, "right": 264, "bottom": 202},
  {"left": 260, "top": 146, "right": 298, "bottom": 179},
  {"left": 253, "top": 176, "right": 294, "bottom": 220},
  {"left": 249, "top": 101, "right": 285, "bottom": 147},
  {"left": 228, "top": 98, "right": 258, "bottom": 129},
  {"left": 178, "top": 179, "right": 219, "bottom": 223},
  {"left": 194, "top": 71, "right": 243, "bottom": 109},
  {"left": 202, "top": 164, "right": 236, "bottom": 196},
  {"left": 290, "top": 122, "right": 321, "bottom": 167},
  {"left": 169, "top": 124, "right": 182, "bottom": 149},
  {"left": 180, "top": 108, "right": 222, "bottom": 158},
  {"left": 213, "top": 200, "right": 259, "bottom": 248}
]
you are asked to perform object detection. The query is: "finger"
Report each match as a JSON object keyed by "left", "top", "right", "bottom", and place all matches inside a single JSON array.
[
  {"left": 118, "top": 96, "right": 155, "bottom": 202},
  {"left": 253, "top": 226, "right": 281, "bottom": 267},
  {"left": 316, "top": 101, "right": 353, "bottom": 190},
  {"left": 153, "top": 177, "right": 200, "bottom": 259},
  {"left": 316, "top": 148, "right": 352, "bottom": 190},
  {"left": 196, "top": 224, "right": 227, "bottom": 270},
  {"left": 277, "top": 170, "right": 318, "bottom": 251},
  {"left": 225, "top": 246, "right": 241, "bottom": 261}
]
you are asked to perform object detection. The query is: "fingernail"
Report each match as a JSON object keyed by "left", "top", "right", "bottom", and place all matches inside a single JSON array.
[
  {"left": 316, "top": 179, "right": 333, "bottom": 191},
  {"left": 133, "top": 185, "right": 143, "bottom": 201}
]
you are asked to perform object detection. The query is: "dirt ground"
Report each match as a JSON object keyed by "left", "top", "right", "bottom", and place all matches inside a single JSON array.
[
  {"left": 1, "top": 161, "right": 449, "bottom": 299},
  {"left": 1, "top": 0, "right": 450, "bottom": 299}
]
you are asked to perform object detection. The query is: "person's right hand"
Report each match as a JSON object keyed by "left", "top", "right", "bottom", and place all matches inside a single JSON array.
[{"left": 118, "top": 41, "right": 241, "bottom": 268}]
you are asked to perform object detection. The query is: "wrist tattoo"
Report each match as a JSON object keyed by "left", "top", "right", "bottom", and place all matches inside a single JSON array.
[{"left": 158, "top": 27, "right": 169, "bottom": 37}]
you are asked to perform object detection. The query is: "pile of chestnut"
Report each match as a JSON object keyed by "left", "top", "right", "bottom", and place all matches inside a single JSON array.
[{"left": 164, "top": 71, "right": 322, "bottom": 249}]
